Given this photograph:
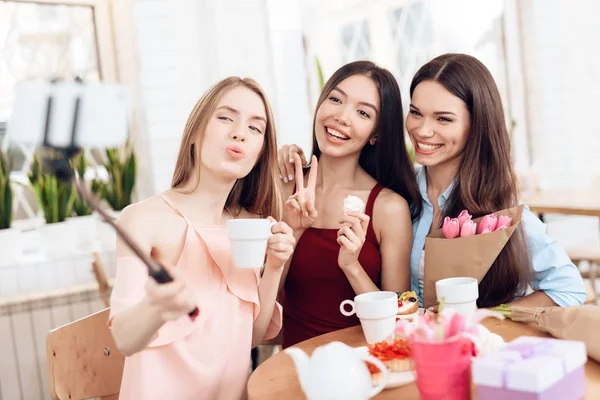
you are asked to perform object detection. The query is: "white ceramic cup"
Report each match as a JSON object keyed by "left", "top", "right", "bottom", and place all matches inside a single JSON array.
[
  {"left": 435, "top": 277, "right": 479, "bottom": 319},
  {"left": 227, "top": 219, "right": 275, "bottom": 268},
  {"left": 340, "top": 291, "right": 398, "bottom": 344}
]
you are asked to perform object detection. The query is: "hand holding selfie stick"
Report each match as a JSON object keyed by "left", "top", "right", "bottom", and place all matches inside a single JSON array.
[{"left": 32, "top": 79, "right": 199, "bottom": 321}]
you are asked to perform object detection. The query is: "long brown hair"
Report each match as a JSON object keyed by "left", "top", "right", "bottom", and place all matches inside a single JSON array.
[
  {"left": 312, "top": 61, "right": 422, "bottom": 220},
  {"left": 171, "top": 77, "right": 282, "bottom": 220},
  {"left": 410, "top": 53, "right": 529, "bottom": 307}
]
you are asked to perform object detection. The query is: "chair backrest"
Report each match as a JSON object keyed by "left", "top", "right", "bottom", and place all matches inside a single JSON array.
[
  {"left": 91, "top": 251, "right": 111, "bottom": 307},
  {"left": 47, "top": 308, "right": 124, "bottom": 400}
]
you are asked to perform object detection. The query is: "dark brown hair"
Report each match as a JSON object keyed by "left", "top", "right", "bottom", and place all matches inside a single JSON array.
[
  {"left": 410, "top": 53, "right": 529, "bottom": 307},
  {"left": 312, "top": 61, "right": 422, "bottom": 220},
  {"left": 171, "top": 77, "right": 282, "bottom": 220}
]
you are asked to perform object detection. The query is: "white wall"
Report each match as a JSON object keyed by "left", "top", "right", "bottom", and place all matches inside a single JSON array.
[
  {"left": 518, "top": 0, "right": 600, "bottom": 190},
  {"left": 131, "top": 0, "right": 311, "bottom": 195},
  {"left": 515, "top": 0, "right": 600, "bottom": 252},
  {"left": 131, "top": 0, "right": 600, "bottom": 193},
  {"left": 266, "top": 0, "right": 313, "bottom": 155}
]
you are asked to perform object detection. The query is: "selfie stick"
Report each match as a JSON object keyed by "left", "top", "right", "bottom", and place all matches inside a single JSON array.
[{"left": 39, "top": 80, "right": 198, "bottom": 321}]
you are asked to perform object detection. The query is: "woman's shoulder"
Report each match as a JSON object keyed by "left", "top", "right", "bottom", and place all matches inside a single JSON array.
[
  {"left": 518, "top": 204, "right": 547, "bottom": 240},
  {"left": 117, "top": 194, "right": 184, "bottom": 232},
  {"left": 118, "top": 195, "right": 166, "bottom": 221},
  {"left": 116, "top": 194, "right": 189, "bottom": 257},
  {"left": 374, "top": 187, "right": 410, "bottom": 219}
]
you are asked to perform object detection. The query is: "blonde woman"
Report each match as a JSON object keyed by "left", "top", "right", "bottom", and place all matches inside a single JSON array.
[{"left": 109, "top": 77, "right": 294, "bottom": 400}]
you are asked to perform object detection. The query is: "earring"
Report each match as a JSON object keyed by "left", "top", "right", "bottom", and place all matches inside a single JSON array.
[{"left": 369, "top": 136, "right": 378, "bottom": 145}]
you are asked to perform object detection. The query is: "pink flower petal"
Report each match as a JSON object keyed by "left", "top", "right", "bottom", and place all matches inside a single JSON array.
[
  {"left": 446, "top": 312, "right": 466, "bottom": 339},
  {"left": 460, "top": 220, "right": 477, "bottom": 237},
  {"left": 442, "top": 217, "right": 460, "bottom": 238},
  {"left": 477, "top": 213, "right": 498, "bottom": 234},
  {"left": 457, "top": 210, "right": 473, "bottom": 228},
  {"left": 495, "top": 215, "right": 512, "bottom": 231}
]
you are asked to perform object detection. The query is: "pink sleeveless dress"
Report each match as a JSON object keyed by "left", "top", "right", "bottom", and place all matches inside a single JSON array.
[{"left": 109, "top": 193, "right": 282, "bottom": 400}]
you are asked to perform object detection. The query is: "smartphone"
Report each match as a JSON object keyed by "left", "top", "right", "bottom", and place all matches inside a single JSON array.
[{"left": 7, "top": 81, "right": 131, "bottom": 149}]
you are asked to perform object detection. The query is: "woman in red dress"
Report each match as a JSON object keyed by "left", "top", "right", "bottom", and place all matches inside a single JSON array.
[{"left": 278, "top": 61, "right": 422, "bottom": 347}]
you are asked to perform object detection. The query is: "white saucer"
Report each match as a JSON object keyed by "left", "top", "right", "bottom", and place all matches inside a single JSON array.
[
  {"left": 354, "top": 346, "right": 416, "bottom": 389},
  {"left": 396, "top": 307, "right": 425, "bottom": 320}
]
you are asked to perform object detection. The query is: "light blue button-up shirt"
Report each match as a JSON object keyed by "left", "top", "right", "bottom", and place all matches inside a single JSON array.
[{"left": 410, "top": 167, "right": 587, "bottom": 306}]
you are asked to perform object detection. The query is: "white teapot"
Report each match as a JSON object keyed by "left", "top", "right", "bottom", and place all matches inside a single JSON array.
[{"left": 285, "top": 341, "right": 388, "bottom": 400}]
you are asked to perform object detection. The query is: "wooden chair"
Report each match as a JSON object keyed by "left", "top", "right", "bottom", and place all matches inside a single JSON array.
[
  {"left": 568, "top": 248, "right": 599, "bottom": 305},
  {"left": 568, "top": 247, "right": 600, "bottom": 279},
  {"left": 47, "top": 308, "right": 124, "bottom": 400},
  {"left": 585, "top": 279, "right": 597, "bottom": 305},
  {"left": 566, "top": 175, "right": 600, "bottom": 301},
  {"left": 91, "top": 251, "right": 112, "bottom": 307}
]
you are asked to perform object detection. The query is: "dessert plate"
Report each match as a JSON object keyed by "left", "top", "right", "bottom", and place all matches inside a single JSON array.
[
  {"left": 396, "top": 307, "right": 426, "bottom": 321},
  {"left": 354, "top": 346, "right": 416, "bottom": 389}
]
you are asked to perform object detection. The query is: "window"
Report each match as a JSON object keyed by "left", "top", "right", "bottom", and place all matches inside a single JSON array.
[
  {"left": 389, "top": 2, "right": 433, "bottom": 88},
  {"left": 0, "top": 0, "right": 116, "bottom": 220},
  {"left": 340, "top": 20, "right": 371, "bottom": 62}
]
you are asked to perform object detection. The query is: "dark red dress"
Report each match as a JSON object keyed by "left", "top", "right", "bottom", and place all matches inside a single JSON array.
[{"left": 282, "top": 184, "right": 384, "bottom": 348}]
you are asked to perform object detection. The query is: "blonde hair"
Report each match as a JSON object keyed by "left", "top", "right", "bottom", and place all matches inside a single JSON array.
[{"left": 171, "top": 77, "right": 282, "bottom": 220}]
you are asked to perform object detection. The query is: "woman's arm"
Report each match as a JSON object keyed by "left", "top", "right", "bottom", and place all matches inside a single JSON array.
[
  {"left": 277, "top": 228, "right": 305, "bottom": 294},
  {"left": 253, "top": 267, "right": 284, "bottom": 347},
  {"left": 508, "top": 290, "right": 557, "bottom": 307},
  {"left": 277, "top": 156, "right": 318, "bottom": 293},
  {"left": 339, "top": 191, "right": 412, "bottom": 295},
  {"left": 339, "top": 262, "right": 380, "bottom": 294},
  {"left": 378, "top": 192, "right": 413, "bottom": 293},
  {"left": 252, "top": 221, "right": 295, "bottom": 347},
  {"left": 109, "top": 204, "right": 196, "bottom": 356},
  {"left": 520, "top": 206, "right": 587, "bottom": 306},
  {"left": 110, "top": 281, "right": 186, "bottom": 356},
  {"left": 277, "top": 173, "right": 300, "bottom": 294}
]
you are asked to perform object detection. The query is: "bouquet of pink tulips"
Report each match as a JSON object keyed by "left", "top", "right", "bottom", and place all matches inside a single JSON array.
[
  {"left": 442, "top": 210, "right": 513, "bottom": 238},
  {"left": 422, "top": 205, "right": 525, "bottom": 307}
]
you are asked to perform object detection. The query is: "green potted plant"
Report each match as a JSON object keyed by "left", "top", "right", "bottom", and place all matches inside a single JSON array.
[
  {"left": 69, "top": 152, "right": 104, "bottom": 252},
  {"left": 94, "top": 146, "right": 136, "bottom": 253},
  {"left": 0, "top": 150, "right": 13, "bottom": 230},
  {"left": 316, "top": 56, "right": 325, "bottom": 91},
  {"left": 0, "top": 150, "right": 21, "bottom": 265},
  {"left": 29, "top": 154, "right": 76, "bottom": 258},
  {"left": 71, "top": 152, "right": 93, "bottom": 217},
  {"left": 99, "top": 146, "right": 136, "bottom": 214}
]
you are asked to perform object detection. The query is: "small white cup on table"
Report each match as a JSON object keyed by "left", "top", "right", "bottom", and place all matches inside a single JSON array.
[
  {"left": 340, "top": 291, "right": 398, "bottom": 344},
  {"left": 435, "top": 277, "right": 479, "bottom": 319}
]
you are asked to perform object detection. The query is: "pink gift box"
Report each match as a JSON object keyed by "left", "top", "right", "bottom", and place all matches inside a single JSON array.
[{"left": 472, "top": 336, "right": 587, "bottom": 400}]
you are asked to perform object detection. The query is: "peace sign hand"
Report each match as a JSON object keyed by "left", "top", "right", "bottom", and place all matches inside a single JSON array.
[{"left": 284, "top": 153, "right": 319, "bottom": 231}]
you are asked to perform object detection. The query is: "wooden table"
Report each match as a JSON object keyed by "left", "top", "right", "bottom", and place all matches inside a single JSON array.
[
  {"left": 248, "top": 319, "right": 600, "bottom": 399},
  {"left": 521, "top": 190, "right": 600, "bottom": 218}
]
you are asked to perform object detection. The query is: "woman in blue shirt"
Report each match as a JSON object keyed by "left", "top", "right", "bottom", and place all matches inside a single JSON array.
[{"left": 407, "top": 53, "right": 586, "bottom": 307}]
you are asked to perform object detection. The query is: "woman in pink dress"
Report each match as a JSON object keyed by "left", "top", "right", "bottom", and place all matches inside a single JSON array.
[{"left": 109, "top": 77, "right": 294, "bottom": 400}]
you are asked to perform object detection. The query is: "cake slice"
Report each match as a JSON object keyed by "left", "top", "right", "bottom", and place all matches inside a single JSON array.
[
  {"left": 365, "top": 338, "right": 413, "bottom": 384},
  {"left": 396, "top": 291, "right": 419, "bottom": 321}
]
